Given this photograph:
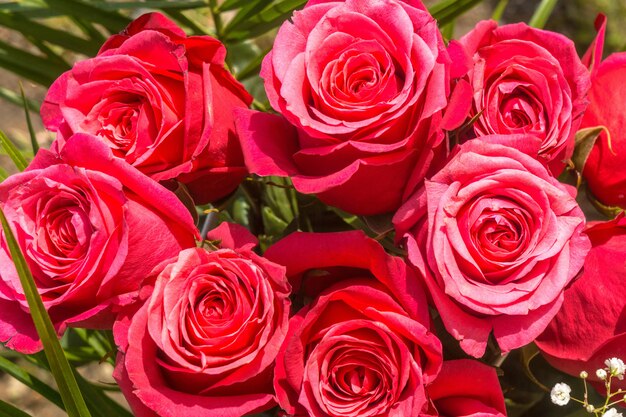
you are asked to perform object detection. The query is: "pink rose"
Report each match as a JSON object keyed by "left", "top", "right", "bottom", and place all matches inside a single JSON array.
[
  {"left": 265, "top": 231, "right": 442, "bottom": 417},
  {"left": 394, "top": 136, "right": 591, "bottom": 357},
  {"left": 0, "top": 133, "right": 199, "bottom": 353},
  {"left": 452, "top": 20, "right": 590, "bottom": 174},
  {"left": 536, "top": 214, "right": 626, "bottom": 391},
  {"left": 113, "top": 223, "right": 291, "bottom": 417},
  {"left": 580, "top": 52, "right": 626, "bottom": 208},
  {"left": 41, "top": 13, "right": 252, "bottom": 204},
  {"left": 237, "top": 0, "right": 451, "bottom": 215},
  {"left": 424, "top": 360, "right": 506, "bottom": 417}
]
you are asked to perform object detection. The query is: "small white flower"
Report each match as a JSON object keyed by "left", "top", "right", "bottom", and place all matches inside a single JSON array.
[
  {"left": 602, "top": 407, "right": 623, "bottom": 417},
  {"left": 580, "top": 370, "right": 589, "bottom": 379},
  {"left": 551, "top": 383, "right": 571, "bottom": 406},
  {"left": 597, "top": 368, "right": 608, "bottom": 380},
  {"left": 605, "top": 358, "right": 626, "bottom": 380},
  {"left": 586, "top": 404, "right": 595, "bottom": 413}
]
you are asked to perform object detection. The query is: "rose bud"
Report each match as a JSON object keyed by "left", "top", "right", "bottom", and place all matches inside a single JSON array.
[{"left": 580, "top": 52, "right": 626, "bottom": 209}]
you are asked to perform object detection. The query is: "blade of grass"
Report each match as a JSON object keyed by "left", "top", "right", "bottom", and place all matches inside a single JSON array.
[
  {"left": 0, "top": 399, "right": 33, "bottom": 417},
  {"left": 429, "top": 0, "right": 485, "bottom": 26},
  {"left": 529, "top": 0, "right": 558, "bottom": 29},
  {"left": 0, "top": 87, "right": 38, "bottom": 113},
  {"left": 19, "top": 83, "right": 38, "bottom": 154},
  {"left": 0, "top": 12, "right": 98, "bottom": 56},
  {"left": 0, "top": 207, "right": 92, "bottom": 417},
  {"left": 0, "top": 166, "right": 8, "bottom": 182},
  {"left": 0, "top": 129, "right": 28, "bottom": 171},
  {"left": 492, "top": 0, "right": 509, "bottom": 21},
  {"left": 0, "top": 355, "right": 64, "bottom": 410},
  {"left": 40, "top": 0, "right": 130, "bottom": 33}
]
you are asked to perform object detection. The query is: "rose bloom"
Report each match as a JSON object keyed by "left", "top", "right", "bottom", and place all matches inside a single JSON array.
[
  {"left": 422, "top": 360, "right": 506, "bottom": 417},
  {"left": 536, "top": 214, "right": 626, "bottom": 391},
  {"left": 452, "top": 20, "right": 590, "bottom": 174},
  {"left": 113, "top": 223, "right": 291, "bottom": 417},
  {"left": 41, "top": 12, "right": 252, "bottom": 204},
  {"left": 580, "top": 52, "right": 626, "bottom": 208},
  {"left": 0, "top": 133, "right": 198, "bottom": 353},
  {"left": 265, "top": 231, "right": 442, "bottom": 417},
  {"left": 394, "top": 136, "right": 590, "bottom": 357},
  {"left": 237, "top": 0, "right": 451, "bottom": 215}
]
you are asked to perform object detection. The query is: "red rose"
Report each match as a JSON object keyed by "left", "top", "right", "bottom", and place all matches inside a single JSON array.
[
  {"left": 580, "top": 52, "right": 626, "bottom": 208},
  {"left": 394, "top": 136, "right": 590, "bottom": 357},
  {"left": 452, "top": 20, "right": 590, "bottom": 175},
  {"left": 265, "top": 231, "right": 442, "bottom": 417},
  {"left": 424, "top": 360, "right": 506, "bottom": 417},
  {"left": 237, "top": 0, "right": 451, "bottom": 215},
  {"left": 113, "top": 223, "right": 291, "bottom": 417},
  {"left": 536, "top": 214, "right": 626, "bottom": 391},
  {"left": 0, "top": 133, "right": 198, "bottom": 353},
  {"left": 41, "top": 13, "right": 252, "bottom": 204}
]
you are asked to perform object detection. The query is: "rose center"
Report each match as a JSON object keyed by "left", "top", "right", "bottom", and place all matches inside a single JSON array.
[{"left": 95, "top": 92, "right": 142, "bottom": 151}]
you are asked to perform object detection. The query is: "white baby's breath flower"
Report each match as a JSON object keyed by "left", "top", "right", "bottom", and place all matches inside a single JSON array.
[
  {"left": 580, "top": 370, "right": 589, "bottom": 379},
  {"left": 602, "top": 407, "right": 623, "bottom": 417},
  {"left": 597, "top": 368, "right": 608, "bottom": 380},
  {"left": 551, "top": 383, "right": 572, "bottom": 406},
  {"left": 605, "top": 358, "right": 626, "bottom": 380},
  {"left": 586, "top": 404, "right": 595, "bottom": 413}
]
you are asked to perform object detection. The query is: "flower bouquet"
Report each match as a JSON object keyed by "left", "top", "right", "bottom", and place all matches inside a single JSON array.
[{"left": 0, "top": 1, "right": 625, "bottom": 417}]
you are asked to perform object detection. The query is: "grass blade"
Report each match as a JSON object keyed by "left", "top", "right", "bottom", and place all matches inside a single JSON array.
[
  {"left": 0, "top": 87, "right": 38, "bottom": 113},
  {"left": 0, "top": 129, "right": 28, "bottom": 171},
  {"left": 0, "top": 399, "right": 33, "bottom": 417},
  {"left": 430, "top": 0, "right": 486, "bottom": 26},
  {"left": 0, "top": 166, "right": 8, "bottom": 182},
  {"left": 492, "top": 0, "right": 509, "bottom": 21},
  {"left": 40, "top": 0, "right": 130, "bottom": 33},
  {"left": 529, "top": 0, "right": 559, "bottom": 29},
  {"left": 0, "top": 207, "right": 92, "bottom": 417},
  {"left": 19, "top": 83, "right": 38, "bottom": 154},
  {"left": 0, "top": 355, "right": 64, "bottom": 410}
]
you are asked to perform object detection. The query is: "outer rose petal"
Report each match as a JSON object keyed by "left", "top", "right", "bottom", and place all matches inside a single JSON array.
[
  {"left": 537, "top": 214, "right": 626, "bottom": 391},
  {"left": 427, "top": 360, "right": 506, "bottom": 417}
]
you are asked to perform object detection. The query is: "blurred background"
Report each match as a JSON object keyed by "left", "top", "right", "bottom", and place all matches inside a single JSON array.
[{"left": 0, "top": 0, "right": 625, "bottom": 415}]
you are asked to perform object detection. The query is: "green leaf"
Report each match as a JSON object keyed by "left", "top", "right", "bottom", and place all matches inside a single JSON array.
[
  {"left": 0, "top": 11, "right": 98, "bottom": 56},
  {"left": 0, "top": 355, "right": 64, "bottom": 410},
  {"left": 0, "top": 166, "right": 8, "bottom": 182},
  {"left": 429, "top": 0, "right": 486, "bottom": 26},
  {"left": 572, "top": 126, "right": 607, "bottom": 176},
  {"left": 0, "top": 40, "right": 69, "bottom": 86},
  {"left": 492, "top": 0, "right": 509, "bottom": 21},
  {"left": 222, "top": 0, "right": 266, "bottom": 38},
  {"left": 19, "top": 83, "right": 38, "bottom": 154},
  {"left": 73, "top": 371, "right": 134, "bottom": 417},
  {"left": 0, "top": 207, "right": 92, "bottom": 417},
  {"left": 224, "top": 0, "right": 307, "bottom": 41},
  {"left": 0, "top": 129, "right": 28, "bottom": 171},
  {"left": 0, "top": 399, "right": 33, "bottom": 417},
  {"left": 529, "top": 0, "right": 559, "bottom": 29},
  {"left": 40, "top": 0, "right": 131, "bottom": 33}
]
